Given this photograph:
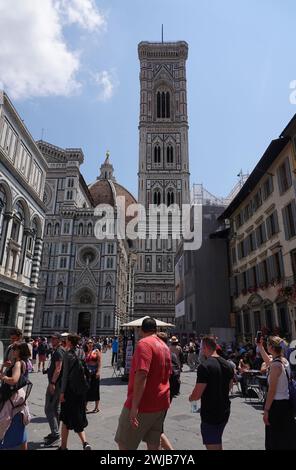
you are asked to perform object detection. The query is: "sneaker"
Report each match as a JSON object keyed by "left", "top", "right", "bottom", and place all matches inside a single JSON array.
[
  {"left": 83, "top": 442, "right": 91, "bottom": 450},
  {"left": 44, "top": 433, "right": 52, "bottom": 441},
  {"left": 44, "top": 435, "right": 60, "bottom": 447}
]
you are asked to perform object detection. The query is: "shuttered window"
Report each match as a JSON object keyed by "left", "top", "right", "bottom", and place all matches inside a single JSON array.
[
  {"left": 277, "top": 158, "right": 292, "bottom": 195},
  {"left": 282, "top": 201, "right": 296, "bottom": 240}
]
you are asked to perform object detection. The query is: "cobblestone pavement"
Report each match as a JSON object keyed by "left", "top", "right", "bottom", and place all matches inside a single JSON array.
[{"left": 26, "top": 351, "right": 265, "bottom": 450}]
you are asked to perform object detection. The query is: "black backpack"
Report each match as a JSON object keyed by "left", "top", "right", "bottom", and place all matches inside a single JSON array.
[{"left": 68, "top": 354, "right": 91, "bottom": 396}]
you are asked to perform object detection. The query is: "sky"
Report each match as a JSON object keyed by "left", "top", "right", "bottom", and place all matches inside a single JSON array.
[{"left": 0, "top": 0, "right": 296, "bottom": 200}]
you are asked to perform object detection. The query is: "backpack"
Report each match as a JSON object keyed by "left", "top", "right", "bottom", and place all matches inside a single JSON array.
[
  {"left": 68, "top": 354, "right": 91, "bottom": 396},
  {"left": 284, "top": 368, "right": 296, "bottom": 416},
  {"left": 274, "top": 358, "right": 296, "bottom": 416}
]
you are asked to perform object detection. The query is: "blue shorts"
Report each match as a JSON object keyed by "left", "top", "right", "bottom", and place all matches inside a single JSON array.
[{"left": 201, "top": 420, "right": 228, "bottom": 446}]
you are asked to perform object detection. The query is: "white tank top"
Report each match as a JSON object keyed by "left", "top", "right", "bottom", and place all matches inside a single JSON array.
[{"left": 268, "top": 358, "right": 290, "bottom": 400}]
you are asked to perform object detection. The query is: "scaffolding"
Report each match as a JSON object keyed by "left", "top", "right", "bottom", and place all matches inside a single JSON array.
[{"left": 191, "top": 171, "right": 249, "bottom": 207}]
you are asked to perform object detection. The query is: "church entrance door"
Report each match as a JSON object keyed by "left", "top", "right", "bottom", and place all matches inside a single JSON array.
[{"left": 78, "top": 312, "right": 91, "bottom": 337}]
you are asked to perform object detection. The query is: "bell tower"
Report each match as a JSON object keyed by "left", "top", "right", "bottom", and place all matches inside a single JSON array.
[{"left": 134, "top": 41, "right": 190, "bottom": 323}]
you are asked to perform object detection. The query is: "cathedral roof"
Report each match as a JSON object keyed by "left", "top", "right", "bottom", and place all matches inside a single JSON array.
[{"left": 88, "top": 152, "right": 137, "bottom": 223}]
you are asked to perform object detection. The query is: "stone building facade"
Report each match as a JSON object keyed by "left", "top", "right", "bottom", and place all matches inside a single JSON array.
[
  {"left": 0, "top": 92, "right": 47, "bottom": 341},
  {"left": 135, "top": 41, "right": 191, "bottom": 323},
  {"left": 33, "top": 145, "right": 136, "bottom": 337},
  {"left": 219, "top": 115, "right": 296, "bottom": 342}
]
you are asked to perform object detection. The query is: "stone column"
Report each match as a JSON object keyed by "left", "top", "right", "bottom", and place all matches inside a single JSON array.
[
  {"left": 30, "top": 237, "right": 43, "bottom": 287},
  {"left": 24, "top": 295, "right": 36, "bottom": 337}
]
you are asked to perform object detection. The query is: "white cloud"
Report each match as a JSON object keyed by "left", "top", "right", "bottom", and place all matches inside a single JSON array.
[
  {"left": 0, "top": 0, "right": 106, "bottom": 100},
  {"left": 94, "top": 70, "right": 118, "bottom": 102},
  {"left": 55, "top": 0, "right": 106, "bottom": 31}
]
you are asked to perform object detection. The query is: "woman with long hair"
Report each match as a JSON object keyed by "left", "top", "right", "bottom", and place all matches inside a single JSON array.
[
  {"left": 0, "top": 342, "right": 31, "bottom": 450},
  {"left": 258, "top": 336, "right": 296, "bottom": 450},
  {"left": 85, "top": 339, "right": 101, "bottom": 413}
]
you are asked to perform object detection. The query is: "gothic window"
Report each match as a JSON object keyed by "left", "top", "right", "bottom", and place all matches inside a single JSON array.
[
  {"left": 59, "top": 257, "right": 67, "bottom": 269},
  {"left": 107, "top": 257, "right": 114, "bottom": 269},
  {"left": 81, "top": 249, "right": 95, "bottom": 265},
  {"left": 61, "top": 243, "right": 67, "bottom": 254},
  {"left": 167, "top": 145, "right": 174, "bottom": 164},
  {"left": 66, "top": 191, "right": 73, "bottom": 200},
  {"left": 108, "top": 243, "right": 114, "bottom": 254},
  {"left": 68, "top": 178, "right": 74, "bottom": 188},
  {"left": 167, "top": 256, "right": 173, "bottom": 272},
  {"left": 78, "top": 223, "right": 84, "bottom": 236},
  {"left": 103, "top": 313, "right": 111, "bottom": 329},
  {"left": 11, "top": 202, "right": 25, "bottom": 243},
  {"left": 64, "top": 311, "right": 69, "bottom": 328},
  {"left": 105, "top": 282, "right": 112, "bottom": 300},
  {"left": 156, "top": 256, "right": 162, "bottom": 272},
  {"left": 153, "top": 190, "right": 161, "bottom": 206},
  {"left": 167, "top": 191, "right": 175, "bottom": 206},
  {"left": 46, "top": 223, "right": 52, "bottom": 236},
  {"left": 157, "top": 91, "right": 171, "bottom": 119},
  {"left": 57, "top": 282, "right": 64, "bottom": 299},
  {"left": 154, "top": 145, "right": 161, "bottom": 164},
  {"left": 166, "top": 92, "right": 170, "bottom": 118},
  {"left": 145, "top": 256, "right": 152, "bottom": 272},
  {"left": 63, "top": 222, "right": 70, "bottom": 234},
  {"left": 54, "top": 223, "right": 60, "bottom": 235},
  {"left": 54, "top": 313, "right": 62, "bottom": 328},
  {"left": 87, "top": 222, "right": 93, "bottom": 236},
  {"left": 0, "top": 187, "right": 7, "bottom": 228},
  {"left": 42, "top": 311, "right": 52, "bottom": 328},
  {"left": 28, "top": 220, "right": 37, "bottom": 254}
]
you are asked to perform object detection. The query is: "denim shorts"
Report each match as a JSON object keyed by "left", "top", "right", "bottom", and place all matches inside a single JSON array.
[{"left": 201, "top": 420, "right": 228, "bottom": 446}]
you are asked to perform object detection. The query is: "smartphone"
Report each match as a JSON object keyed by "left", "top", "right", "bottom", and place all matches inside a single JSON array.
[{"left": 256, "top": 331, "right": 262, "bottom": 343}]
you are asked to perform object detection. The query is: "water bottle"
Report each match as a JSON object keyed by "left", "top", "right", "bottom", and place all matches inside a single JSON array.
[{"left": 191, "top": 401, "right": 198, "bottom": 413}]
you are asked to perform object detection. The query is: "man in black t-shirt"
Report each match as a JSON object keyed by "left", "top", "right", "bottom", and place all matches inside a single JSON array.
[
  {"left": 44, "top": 332, "right": 64, "bottom": 447},
  {"left": 189, "top": 336, "right": 234, "bottom": 450}
]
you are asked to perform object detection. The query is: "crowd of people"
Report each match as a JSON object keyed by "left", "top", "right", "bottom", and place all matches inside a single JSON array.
[{"left": 0, "top": 322, "right": 295, "bottom": 451}]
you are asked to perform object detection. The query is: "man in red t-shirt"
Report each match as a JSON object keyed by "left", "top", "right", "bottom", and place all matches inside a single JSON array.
[{"left": 115, "top": 317, "right": 172, "bottom": 450}]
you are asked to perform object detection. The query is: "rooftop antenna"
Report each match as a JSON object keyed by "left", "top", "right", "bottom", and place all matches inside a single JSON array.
[{"left": 161, "top": 24, "right": 164, "bottom": 43}]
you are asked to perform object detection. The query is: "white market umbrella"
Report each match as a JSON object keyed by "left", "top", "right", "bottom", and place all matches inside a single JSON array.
[{"left": 121, "top": 316, "right": 175, "bottom": 328}]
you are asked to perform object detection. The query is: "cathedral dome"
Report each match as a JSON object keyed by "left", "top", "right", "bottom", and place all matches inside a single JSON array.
[{"left": 88, "top": 152, "right": 137, "bottom": 224}]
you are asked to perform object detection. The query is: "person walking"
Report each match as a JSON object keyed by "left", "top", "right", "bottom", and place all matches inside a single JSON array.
[
  {"left": 115, "top": 317, "right": 172, "bottom": 450},
  {"left": 59, "top": 334, "right": 91, "bottom": 450},
  {"left": 0, "top": 342, "right": 31, "bottom": 450},
  {"left": 169, "top": 336, "right": 183, "bottom": 371},
  {"left": 85, "top": 339, "right": 101, "bottom": 413},
  {"left": 189, "top": 336, "right": 234, "bottom": 450},
  {"left": 157, "top": 332, "right": 181, "bottom": 450},
  {"left": 44, "top": 333, "right": 64, "bottom": 447},
  {"left": 111, "top": 337, "right": 119, "bottom": 366},
  {"left": 258, "top": 336, "right": 296, "bottom": 450},
  {"left": 0, "top": 328, "right": 23, "bottom": 373},
  {"left": 37, "top": 338, "right": 48, "bottom": 373}
]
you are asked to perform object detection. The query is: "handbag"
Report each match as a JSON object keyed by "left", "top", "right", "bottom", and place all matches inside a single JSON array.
[
  {"left": 0, "top": 366, "right": 30, "bottom": 406},
  {"left": 284, "top": 369, "right": 296, "bottom": 416}
]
